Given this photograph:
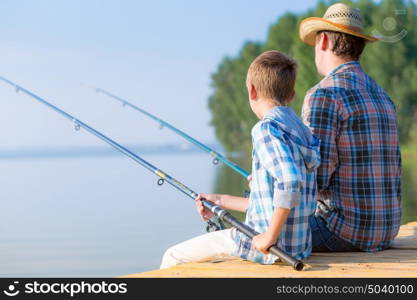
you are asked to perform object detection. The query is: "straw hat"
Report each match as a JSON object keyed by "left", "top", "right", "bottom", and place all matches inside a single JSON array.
[{"left": 299, "top": 3, "right": 379, "bottom": 46}]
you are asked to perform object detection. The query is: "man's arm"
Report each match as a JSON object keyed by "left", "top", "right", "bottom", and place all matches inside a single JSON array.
[{"left": 302, "top": 88, "right": 339, "bottom": 191}]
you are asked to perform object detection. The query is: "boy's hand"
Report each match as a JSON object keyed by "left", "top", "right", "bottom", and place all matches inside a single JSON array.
[
  {"left": 195, "top": 193, "right": 222, "bottom": 221},
  {"left": 252, "top": 231, "right": 277, "bottom": 254}
]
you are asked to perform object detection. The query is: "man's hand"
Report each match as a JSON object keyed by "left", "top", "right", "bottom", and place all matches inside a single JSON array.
[
  {"left": 252, "top": 231, "right": 277, "bottom": 254},
  {"left": 247, "top": 175, "right": 252, "bottom": 190},
  {"left": 195, "top": 193, "right": 223, "bottom": 221}
]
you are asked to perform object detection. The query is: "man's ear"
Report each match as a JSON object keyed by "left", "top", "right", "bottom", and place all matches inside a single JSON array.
[
  {"left": 249, "top": 84, "right": 257, "bottom": 101},
  {"left": 319, "top": 32, "right": 329, "bottom": 51}
]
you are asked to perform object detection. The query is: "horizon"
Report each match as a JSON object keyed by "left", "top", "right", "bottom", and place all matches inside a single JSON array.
[{"left": 0, "top": 0, "right": 319, "bottom": 150}]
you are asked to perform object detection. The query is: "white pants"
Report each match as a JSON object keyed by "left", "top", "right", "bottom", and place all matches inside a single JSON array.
[{"left": 160, "top": 228, "right": 237, "bottom": 269}]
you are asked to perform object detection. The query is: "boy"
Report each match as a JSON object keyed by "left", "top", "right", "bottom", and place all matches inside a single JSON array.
[{"left": 160, "top": 50, "right": 320, "bottom": 268}]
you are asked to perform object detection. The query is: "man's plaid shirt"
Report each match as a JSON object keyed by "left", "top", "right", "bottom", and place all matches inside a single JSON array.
[
  {"left": 302, "top": 61, "right": 402, "bottom": 251},
  {"left": 232, "top": 106, "right": 320, "bottom": 264}
]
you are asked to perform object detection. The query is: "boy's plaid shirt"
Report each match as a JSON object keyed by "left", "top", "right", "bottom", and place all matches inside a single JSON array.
[
  {"left": 302, "top": 61, "right": 402, "bottom": 251},
  {"left": 232, "top": 107, "right": 320, "bottom": 264}
]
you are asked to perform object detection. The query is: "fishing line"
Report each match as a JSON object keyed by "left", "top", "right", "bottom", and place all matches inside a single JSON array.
[
  {"left": 81, "top": 84, "right": 251, "bottom": 179},
  {"left": 1, "top": 76, "right": 303, "bottom": 270}
]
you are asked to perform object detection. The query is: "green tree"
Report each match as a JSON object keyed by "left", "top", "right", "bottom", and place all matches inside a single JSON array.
[
  {"left": 208, "top": 0, "right": 417, "bottom": 158},
  {"left": 208, "top": 42, "right": 262, "bottom": 155}
]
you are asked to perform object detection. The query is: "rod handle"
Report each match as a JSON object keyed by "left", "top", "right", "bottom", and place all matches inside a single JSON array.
[{"left": 201, "top": 199, "right": 304, "bottom": 271}]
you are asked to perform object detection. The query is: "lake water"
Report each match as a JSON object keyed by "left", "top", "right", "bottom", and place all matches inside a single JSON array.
[
  {"left": 0, "top": 150, "right": 416, "bottom": 277},
  {"left": 0, "top": 151, "right": 216, "bottom": 277}
]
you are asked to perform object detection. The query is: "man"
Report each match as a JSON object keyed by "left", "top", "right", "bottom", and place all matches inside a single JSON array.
[{"left": 299, "top": 3, "right": 401, "bottom": 252}]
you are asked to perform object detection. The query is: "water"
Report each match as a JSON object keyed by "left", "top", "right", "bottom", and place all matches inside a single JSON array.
[
  {"left": 401, "top": 153, "right": 417, "bottom": 224},
  {"left": 0, "top": 150, "right": 416, "bottom": 277},
  {"left": 0, "top": 152, "right": 217, "bottom": 277}
]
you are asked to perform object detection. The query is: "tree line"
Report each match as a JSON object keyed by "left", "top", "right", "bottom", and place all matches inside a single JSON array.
[{"left": 208, "top": 0, "right": 417, "bottom": 157}]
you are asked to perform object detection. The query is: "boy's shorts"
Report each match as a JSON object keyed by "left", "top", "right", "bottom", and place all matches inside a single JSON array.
[{"left": 160, "top": 228, "right": 237, "bottom": 269}]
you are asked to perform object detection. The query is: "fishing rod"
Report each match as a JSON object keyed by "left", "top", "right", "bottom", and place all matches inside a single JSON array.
[
  {"left": 81, "top": 84, "right": 250, "bottom": 179},
  {"left": 0, "top": 76, "right": 304, "bottom": 271}
]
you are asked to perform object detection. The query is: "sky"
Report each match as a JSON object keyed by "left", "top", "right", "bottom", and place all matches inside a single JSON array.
[
  {"left": 0, "top": 0, "right": 322, "bottom": 149},
  {"left": 1, "top": 1, "right": 415, "bottom": 277}
]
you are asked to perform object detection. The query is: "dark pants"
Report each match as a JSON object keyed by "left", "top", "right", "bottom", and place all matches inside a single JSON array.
[{"left": 309, "top": 215, "right": 360, "bottom": 252}]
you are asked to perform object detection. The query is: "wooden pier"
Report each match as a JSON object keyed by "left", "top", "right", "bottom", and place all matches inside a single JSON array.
[{"left": 123, "top": 222, "right": 417, "bottom": 278}]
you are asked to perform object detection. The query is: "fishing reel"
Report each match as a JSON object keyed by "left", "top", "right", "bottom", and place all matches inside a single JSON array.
[{"left": 205, "top": 216, "right": 225, "bottom": 232}]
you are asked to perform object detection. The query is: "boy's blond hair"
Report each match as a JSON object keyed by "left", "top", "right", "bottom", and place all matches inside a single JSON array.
[{"left": 247, "top": 50, "right": 297, "bottom": 105}]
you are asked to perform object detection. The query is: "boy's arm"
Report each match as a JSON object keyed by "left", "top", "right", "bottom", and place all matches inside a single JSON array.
[
  {"left": 197, "top": 194, "right": 248, "bottom": 212},
  {"left": 195, "top": 194, "right": 248, "bottom": 221},
  {"left": 219, "top": 194, "right": 249, "bottom": 212},
  {"left": 251, "top": 121, "right": 303, "bottom": 253},
  {"left": 252, "top": 207, "right": 290, "bottom": 254}
]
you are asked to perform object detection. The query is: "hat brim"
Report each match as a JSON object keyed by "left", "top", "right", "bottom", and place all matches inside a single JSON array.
[{"left": 299, "top": 17, "right": 379, "bottom": 46}]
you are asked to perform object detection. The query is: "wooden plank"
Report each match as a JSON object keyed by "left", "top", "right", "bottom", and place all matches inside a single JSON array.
[
  {"left": 122, "top": 259, "right": 417, "bottom": 278},
  {"left": 124, "top": 249, "right": 417, "bottom": 278},
  {"left": 390, "top": 236, "right": 417, "bottom": 249},
  {"left": 123, "top": 221, "right": 417, "bottom": 278},
  {"left": 391, "top": 222, "right": 417, "bottom": 249}
]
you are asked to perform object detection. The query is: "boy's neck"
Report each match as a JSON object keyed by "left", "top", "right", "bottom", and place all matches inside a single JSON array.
[{"left": 257, "top": 99, "right": 282, "bottom": 120}]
